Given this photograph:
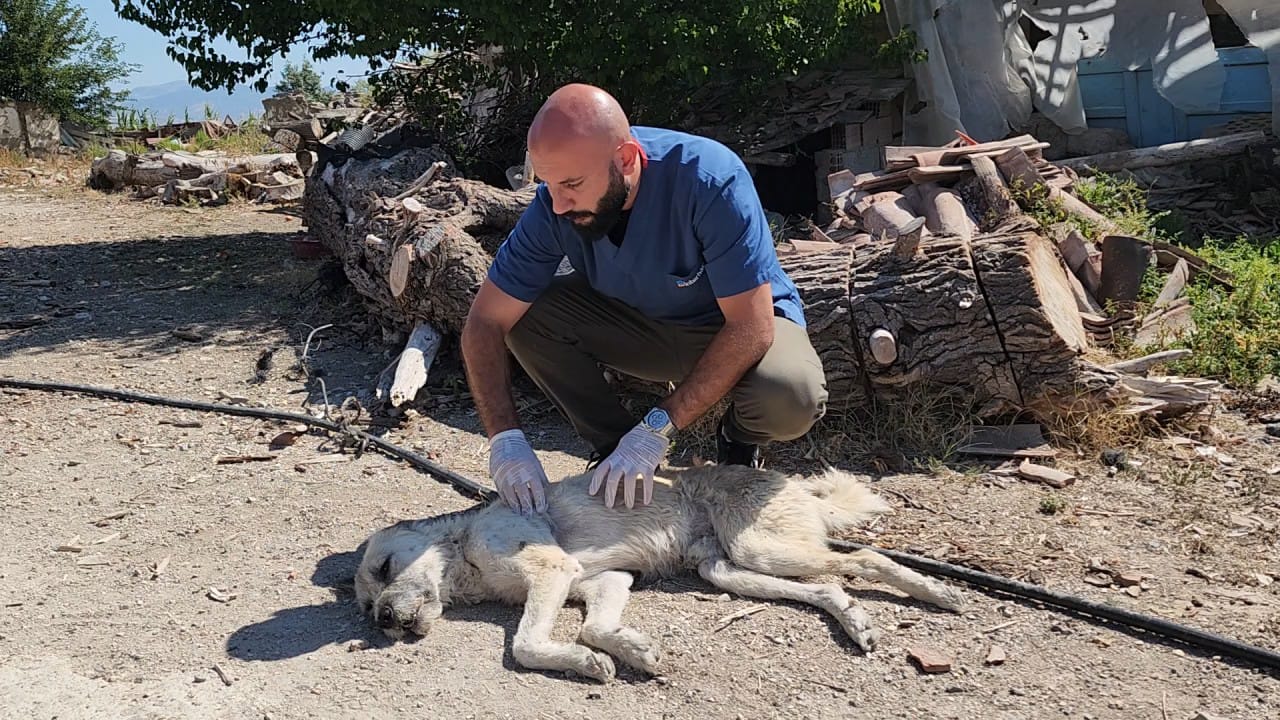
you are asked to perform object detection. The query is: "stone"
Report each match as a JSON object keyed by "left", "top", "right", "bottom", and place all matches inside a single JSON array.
[
  {"left": 908, "top": 646, "right": 953, "bottom": 674},
  {"left": 1114, "top": 572, "right": 1143, "bottom": 587},
  {"left": 985, "top": 645, "right": 1007, "bottom": 666}
]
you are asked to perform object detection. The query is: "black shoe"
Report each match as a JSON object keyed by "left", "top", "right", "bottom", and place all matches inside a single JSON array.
[
  {"left": 716, "top": 420, "right": 763, "bottom": 469},
  {"left": 585, "top": 440, "right": 620, "bottom": 472}
]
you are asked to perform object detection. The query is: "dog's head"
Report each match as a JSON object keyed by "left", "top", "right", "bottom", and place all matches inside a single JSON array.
[{"left": 354, "top": 519, "right": 457, "bottom": 639}]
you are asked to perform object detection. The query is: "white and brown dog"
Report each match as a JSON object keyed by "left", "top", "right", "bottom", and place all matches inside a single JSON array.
[{"left": 355, "top": 463, "right": 964, "bottom": 682}]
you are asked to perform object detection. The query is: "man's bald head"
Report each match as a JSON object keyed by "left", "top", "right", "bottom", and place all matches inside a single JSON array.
[
  {"left": 526, "top": 84, "right": 644, "bottom": 238},
  {"left": 527, "top": 83, "right": 631, "bottom": 154}
]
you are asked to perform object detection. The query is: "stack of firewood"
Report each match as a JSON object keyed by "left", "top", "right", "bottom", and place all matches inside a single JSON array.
[
  {"left": 763, "top": 131, "right": 1256, "bottom": 421},
  {"left": 87, "top": 149, "right": 309, "bottom": 205}
]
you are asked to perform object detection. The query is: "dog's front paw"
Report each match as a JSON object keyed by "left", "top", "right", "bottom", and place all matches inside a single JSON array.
[
  {"left": 575, "top": 648, "right": 616, "bottom": 684},
  {"left": 838, "top": 604, "right": 880, "bottom": 652}
]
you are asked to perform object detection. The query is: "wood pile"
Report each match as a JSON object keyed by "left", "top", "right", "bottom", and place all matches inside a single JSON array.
[
  {"left": 770, "top": 131, "right": 1253, "bottom": 422},
  {"left": 87, "top": 149, "right": 309, "bottom": 206},
  {"left": 300, "top": 128, "right": 1233, "bottom": 423}
]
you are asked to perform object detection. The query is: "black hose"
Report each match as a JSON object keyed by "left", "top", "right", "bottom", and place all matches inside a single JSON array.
[
  {"left": 0, "top": 377, "right": 497, "bottom": 501},
  {"left": 3, "top": 375, "right": 1278, "bottom": 673},
  {"left": 830, "top": 539, "right": 1280, "bottom": 672}
]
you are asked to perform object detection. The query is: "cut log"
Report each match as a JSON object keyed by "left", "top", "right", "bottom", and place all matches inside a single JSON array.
[
  {"left": 917, "top": 183, "right": 978, "bottom": 240},
  {"left": 303, "top": 145, "right": 500, "bottom": 336},
  {"left": 868, "top": 328, "right": 898, "bottom": 365},
  {"left": 87, "top": 150, "right": 136, "bottom": 191},
  {"left": 958, "top": 155, "right": 1019, "bottom": 231},
  {"left": 389, "top": 323, "right": 443, "bottom": 407},
  {"left": 851, "top": 231, "right": 1110, "bottom": 414},
  {"left": 248, "top": 179, "right": 305, "bottom": 202},
  {"left": 389, "top": 243, "right": 415, "bottom": 298},
  {"left": 130, "top": 160, "right": 179, "bottom": 187},
  {"left": 296, "top": 150, "right": 317, "bottom": 176},
  {"left": 1056, "top": 131, "right": 1269, "bottom": 174},
  {"left": 856, "top": 192, "right": 926, "bottom": 238},
  {"left": 266, "top": 117, "right": 323, "bottom": 144},
  {"left": 891, "top": 217, "right": 926, "bottom": 259},
  {"left": 273, "top": 128, "right": 303, "bottom": 152}
]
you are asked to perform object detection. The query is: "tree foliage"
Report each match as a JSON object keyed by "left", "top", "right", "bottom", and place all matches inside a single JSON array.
[
  {"left": 275, "top": 60, "right": 331, "bottom": 103},
  {"left": 113, "top": 0, "right": 900, "bottom": 172},
  {"left": 0, "top": 0, "right": 137, "bottom": 127}
]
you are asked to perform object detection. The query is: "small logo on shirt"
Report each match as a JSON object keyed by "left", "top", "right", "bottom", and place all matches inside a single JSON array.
[{"left": 675, "top": 265, "right": 705, "bottom": 288}]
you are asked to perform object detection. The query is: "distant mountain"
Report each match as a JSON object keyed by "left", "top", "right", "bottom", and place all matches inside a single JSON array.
[{"left": 121, "top": 80, "right": 270, "bottom": 124}]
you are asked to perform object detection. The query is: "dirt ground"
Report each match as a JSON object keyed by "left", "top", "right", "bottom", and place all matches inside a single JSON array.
[{"left": 2, "top": 183, "right": 1278, "bottom": 720}]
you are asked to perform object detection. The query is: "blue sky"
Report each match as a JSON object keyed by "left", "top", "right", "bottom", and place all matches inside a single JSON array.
[{"left": 82, "top": 3, "right": 373, "bottom": 91}]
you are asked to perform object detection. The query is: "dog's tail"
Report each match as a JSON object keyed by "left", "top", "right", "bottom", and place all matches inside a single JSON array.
[{"left": 805, "top": 467, "right": 891, "bottom": 532}]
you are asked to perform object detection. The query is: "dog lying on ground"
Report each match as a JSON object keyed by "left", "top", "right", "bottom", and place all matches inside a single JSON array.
[{"left": 354, "top": 463, "right": 965, "bottom": 682}]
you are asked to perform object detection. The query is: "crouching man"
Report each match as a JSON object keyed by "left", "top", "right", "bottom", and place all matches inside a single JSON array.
[{"left": 460, "top": 82, "right": 827, "bottom": 514}]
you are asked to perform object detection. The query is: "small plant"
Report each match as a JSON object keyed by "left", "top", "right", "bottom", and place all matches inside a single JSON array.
[
  {"left": 1039, "top": 494, "right": 1068, "bottom": 515},
  {"left": 1163, "top": 236, "right": 1280, "bottom": 388}
]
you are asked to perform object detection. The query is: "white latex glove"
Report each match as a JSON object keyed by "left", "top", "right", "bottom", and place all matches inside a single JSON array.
[
  {"left": 589, "top": 423, "right": 670, "bottom": 509},
  {"left": 488, "top": 429, "right": 549, "bottom": 515}
]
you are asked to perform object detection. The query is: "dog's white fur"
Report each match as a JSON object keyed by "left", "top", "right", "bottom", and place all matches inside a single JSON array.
[{"left": 355, "top": 463, "right": 964, "bottom": 682}]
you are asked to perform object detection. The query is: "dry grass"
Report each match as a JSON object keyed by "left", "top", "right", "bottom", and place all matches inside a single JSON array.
[
  {"left": 777, "top": 384, "right": 980, "bottom": 471},
  {"left": 0, "top": 149, "right": 93, "bottom": 190},
  {"left": 0, "top": 148, "right": 28, "bottom": 169}
]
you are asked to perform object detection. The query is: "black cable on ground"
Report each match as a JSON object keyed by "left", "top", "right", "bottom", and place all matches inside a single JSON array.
[
  {"left": 0, "top": 377, "right": 497, "bottom": 501},
  {"left": 829, "top": 539, "right": 1280, "bottom": 672},
  {"left": 3, "top": 375, "right": 1278, "bottom": 673}
]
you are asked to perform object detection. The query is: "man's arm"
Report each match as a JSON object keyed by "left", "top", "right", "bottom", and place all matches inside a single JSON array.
[
  {"left": 657, "top": 282, "right": 775, "bottom": 431},
  {"left": 460, "top": 278, "right": 533, "bottom": 439}
]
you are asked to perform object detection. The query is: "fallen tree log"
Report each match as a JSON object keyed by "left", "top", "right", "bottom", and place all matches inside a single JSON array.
[
  {"left": 89, "top": 150, "right": 302, "bottom": 192},
  {"left": 303, "top": 146, "right": 1135, "bottom": 422},
  {"left": 1057, "top": 131, "right": 1269, "bottom": 174}
]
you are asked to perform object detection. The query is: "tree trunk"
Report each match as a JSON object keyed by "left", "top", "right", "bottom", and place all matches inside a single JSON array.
[{"left": 303, "top": 146, "right": 1122, "bottom": 422}]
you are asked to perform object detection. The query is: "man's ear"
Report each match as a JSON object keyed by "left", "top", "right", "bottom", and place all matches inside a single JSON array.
[{"left": 616, "top": 138, "right": 642, "bottom": 173}]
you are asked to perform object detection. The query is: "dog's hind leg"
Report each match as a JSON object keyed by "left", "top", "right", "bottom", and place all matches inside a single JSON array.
[
  {"left": 731, "top": 538, "right": 965, "bottom": 612},
  {"left": 510, "top": 546, "right": 616, "bottom": 683},
  {"left": 691, "top": 540, "right": 880, "bottom": 652},
  {"left": 573, "top": 570, "right": 661, "bottom": 675}
]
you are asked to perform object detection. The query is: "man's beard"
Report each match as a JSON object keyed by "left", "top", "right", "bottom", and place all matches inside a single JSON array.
[{"left": 565, "top": 164, "right": 629, "bottom": 240}]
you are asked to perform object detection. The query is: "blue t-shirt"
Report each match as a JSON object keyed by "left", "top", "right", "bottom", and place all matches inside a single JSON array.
[{"left": 487, "top": 126, "right": 806, "bottom": 328}]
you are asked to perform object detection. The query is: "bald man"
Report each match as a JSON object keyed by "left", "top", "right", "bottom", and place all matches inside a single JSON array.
[{"left": 460, "top": 83, "right": 827, "bottom": 514}]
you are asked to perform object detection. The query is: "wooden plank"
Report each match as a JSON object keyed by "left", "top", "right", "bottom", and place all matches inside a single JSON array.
[
  {"left": 851, "top": 168, "right": 913, "bottom": 192},
  {"left": 936, "top": 134, "right": 1037, "bottom": 164},
  {"left": 906, "top": 165, "right": 970, "bottom": 184}
]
